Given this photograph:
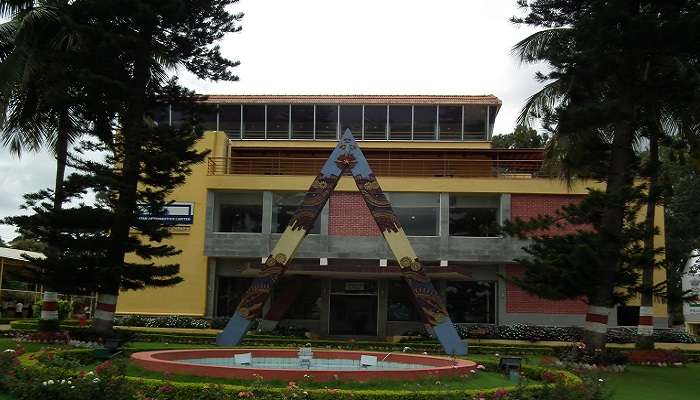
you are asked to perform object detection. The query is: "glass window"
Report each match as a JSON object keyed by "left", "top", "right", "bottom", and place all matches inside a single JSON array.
[
  {"left": 439, "top": 106, "right": 462, "bottom": 141},
  {"left": 171, "top": 106, "right": 189, "bottom": 129},
  {"left": 216, "top": 276, "right": 253, "bottom": 317},
  {"left": 217, "top": 192, "right": 263, "bottom": 233},
  {"left": 278, "top": 277, "right": 322, "bottom": 319},
  {"left": 463, "top": 106, "right": 487, "bottom": 140},
  {"left": 385, "top": 193, "right": 440, "bottom": 236},
  {"left": 315, "top": 105, "right": 338, "bottom": 140},
  {"left": 449, "top": 195, "right": 499, "bottom": 237},
  {"left": 291, "top": 105, "right": 314, "bottom": 139},
  {"left": 220, "top": 105, "right": 241, "bottom": 139},
  {"left": 387, "top": 280, "right": 421, "bottom": 321},
  {"left": 242, "top": 105, "right": 265, "bottom": 139},
  {"left": 267, "top": 105, "right": 289, "bottom": 139},
  {"left": 272, "top": 192, "right": 321, "bottom": 234},
  {"left": 488, "top": 105, "right": 497, "bottom": 137},
  {"left": 445, "top": 281, "right": 496, "bottom": 323},
  {"left": 388, "top": 106, "right": 412, "bottom": 140},
  {"left": 340, "top": 105, "right": 362, "bottom": 137},
  {"left": 413, "top": 106, "right": 437, "bottom": 140},
  {"left": 148, "top": 105, "right": 170, "bottom": 126},
  {"left": 197, "top": 104, "right": 218, "bottom": 132},
  {"left": 617, "top": 306, "right": 639, "bottom": 326},
  {"left": 363, "top": 106, "right": 387, "bottom": 140}
]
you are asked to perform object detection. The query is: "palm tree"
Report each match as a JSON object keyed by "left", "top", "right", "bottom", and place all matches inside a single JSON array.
[
  {"left": 514, "top": 16, "right": 700, "bottom": 349},
  {"left": 0, "top": 0, "right": 83, "bottom": 329}
]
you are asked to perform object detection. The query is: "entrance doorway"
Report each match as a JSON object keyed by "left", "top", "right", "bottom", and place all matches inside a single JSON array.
[{"left": 329, "top": 279, "right": 378, "bottom": 336}]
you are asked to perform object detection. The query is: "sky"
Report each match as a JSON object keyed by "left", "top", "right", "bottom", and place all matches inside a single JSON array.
[{"left": 0, "top": 0, "right": 547, "bottom": 242}]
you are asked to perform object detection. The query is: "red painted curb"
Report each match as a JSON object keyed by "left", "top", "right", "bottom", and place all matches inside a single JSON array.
[{"left": 131, "top": 348, "right": 477, "bottom": 382}]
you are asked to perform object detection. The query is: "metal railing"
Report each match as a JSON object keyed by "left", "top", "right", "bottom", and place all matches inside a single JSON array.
[{"left": 207, "top": 156, "right": 546, "bottom": 178}]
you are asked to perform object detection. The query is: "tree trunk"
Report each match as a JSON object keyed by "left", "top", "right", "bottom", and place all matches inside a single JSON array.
[
  {"left": 93, "top": 27, "right": 151, "bottom": 335},
  {"left": 583, "top": 120, "right": 637, "bottom": 350},
  {"left": 583, "top": 305, "right": 610, "bottom": 349},
  {"left": 40, "top": 114, "right": 70, "bottom": 331},
  {"left": 92, "top": 293, "right": 118, "bottom": 333},
  {"left": 636, "top": 124, "right": 659, "bottom": 349}
]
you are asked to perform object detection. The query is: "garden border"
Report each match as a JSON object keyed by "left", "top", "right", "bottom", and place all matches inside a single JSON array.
[{"left": 14, "top": 347, "right": 583, "bottom": 400}]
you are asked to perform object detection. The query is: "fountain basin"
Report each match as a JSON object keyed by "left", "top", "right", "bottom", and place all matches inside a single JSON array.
[{"left": 131, "top": 348, "right": 477, "bottom": 382}]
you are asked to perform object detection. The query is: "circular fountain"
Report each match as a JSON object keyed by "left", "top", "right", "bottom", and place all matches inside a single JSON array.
[{"left": 131, "top": 348, "right": 477, "bottom": 382}]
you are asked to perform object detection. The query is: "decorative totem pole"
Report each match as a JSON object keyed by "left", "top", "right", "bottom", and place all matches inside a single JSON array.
[{"left": 217, "top": 129, "right": 466, "bottom": 355}]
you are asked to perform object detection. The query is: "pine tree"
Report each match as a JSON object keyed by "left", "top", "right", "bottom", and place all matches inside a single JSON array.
[
  {"left": 502, "top": 187, "right": 659, "bottom": 328},
  {"left": 67, "top": 0, "right": 241, "bottom": 333},
  {"left": 5, "top": 81, "right": 211, "bottom": 313},
  {"left": 512, "top": 0, "right": 700, "bottom": 349}
]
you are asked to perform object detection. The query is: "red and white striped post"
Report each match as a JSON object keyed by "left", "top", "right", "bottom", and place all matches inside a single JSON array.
[
  {"left": 584, "top": 305, "right": 610, "bottom": 336},
  {"left": 637, "top": 306, "right": 654, "bottom": 336},
  {"left": 40, "top": 291, "right": 59, "bottom": 321},
  {"left": 93, "top": 293, "right": 118, "bottom": 331}
]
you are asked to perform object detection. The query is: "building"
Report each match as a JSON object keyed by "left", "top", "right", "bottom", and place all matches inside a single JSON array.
[
  {"left": 117, "top": 95, "right": 668, "bottom": 336},
  {"left": 683, "top": 251, "right": 700, "bottom": 335},
  {"left": 0, "top": 247, "right": 45, "bottom": 318}
]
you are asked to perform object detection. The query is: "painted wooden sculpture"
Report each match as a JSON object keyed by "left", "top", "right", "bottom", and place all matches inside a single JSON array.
[{"left": 217, "top": 129, "right": 466, "bottom": 355}]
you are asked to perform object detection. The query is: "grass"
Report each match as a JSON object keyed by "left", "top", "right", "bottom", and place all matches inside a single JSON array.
[
  {"left": 3, "top": 338, "right": 700, "bottom": 399},
  {"left": 596, "top": 364, "right": 700, "bottom": 400},
  {"left": 125, "top": 362, "right": 514, "bottom": 391},
  {"left": 0, "top": 337, "right": 51, "bottom": 353}
]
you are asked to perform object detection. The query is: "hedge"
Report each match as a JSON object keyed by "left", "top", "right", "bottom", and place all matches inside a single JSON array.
[
  {"left": 110, "top": 316, "right": 698, "bottom": 343},
  {"left": 17, "top": 315, "right": 696, "bottom": 344},
  {"left": 14, "top": 348, "right": 583, "bottom": 400}
]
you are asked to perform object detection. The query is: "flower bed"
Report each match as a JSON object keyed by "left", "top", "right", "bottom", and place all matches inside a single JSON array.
[
  {"left": 627, "top": 349, "right": 687, "bottom": 366},
  {"left": 0, "top": 346, "right": 591, "bottom": 400},
  {"left": 12, "top": 317, "right": 697, "bottom": 344}
]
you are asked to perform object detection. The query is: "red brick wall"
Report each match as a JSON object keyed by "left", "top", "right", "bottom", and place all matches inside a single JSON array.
[
  {"left": 510, "top": 194, "right": 585, "bottom": 235},
  {"left": 328, "top": 192, "right": 380, "bottom": 236},
  {"left": 508, "top": 194, "right": 588, "bottom": 314},
  {"left": 506, "top": 264, "right": 588, "bottom": 314}
]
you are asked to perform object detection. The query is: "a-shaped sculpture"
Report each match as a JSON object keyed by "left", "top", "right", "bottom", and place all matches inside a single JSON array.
[{"left": 217, "top": 129, "right": 466, "bottom": 355}]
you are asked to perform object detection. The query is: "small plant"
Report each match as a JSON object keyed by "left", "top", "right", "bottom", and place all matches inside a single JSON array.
[{"left": 627, "top": 349, "right": 687, "bottom": 366}]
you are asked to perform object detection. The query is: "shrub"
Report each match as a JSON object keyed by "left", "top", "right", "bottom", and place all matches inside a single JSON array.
[
  {"left": 627, "top": 349, "right": 687, "bottom": 365},
  {"left": 32, "top": 300, "right": 72, "bottom": 321},
  {"left": 555, "top": 344, "right": 628, "bottom": 366}
]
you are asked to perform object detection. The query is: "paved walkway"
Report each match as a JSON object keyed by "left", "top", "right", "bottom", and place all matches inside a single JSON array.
[{"left": 0, "top": 324, "right": 10, "bottom": 331}]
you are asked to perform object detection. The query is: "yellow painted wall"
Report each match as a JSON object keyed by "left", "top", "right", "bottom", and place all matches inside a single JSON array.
[
  {"left": 116, "top": 131, "right": 668, "bottom": 318},
  {"left": 116, "top": 131, "right": 229, "bottom": 316}
]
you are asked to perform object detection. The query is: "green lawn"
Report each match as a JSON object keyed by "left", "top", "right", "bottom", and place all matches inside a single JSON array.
[
  {"left": 0, "top": 337, "right": 49, "bottom": 353},
  {"left": 2, "top": 338, "right": 699, "bottom": 399},
  {"left": 598, "top": 364, "right": 700, "bottom": 400},
  {"left": 125, "top": 362, "right": 514, "bottom": 391}
]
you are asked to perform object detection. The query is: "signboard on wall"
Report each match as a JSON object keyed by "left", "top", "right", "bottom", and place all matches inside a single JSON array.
[
  {"left": 682, "top": 252, "right": 700, "bottom": 322},
  {"left": 138, "top": 202, "right": 194, "bottom": 225}
]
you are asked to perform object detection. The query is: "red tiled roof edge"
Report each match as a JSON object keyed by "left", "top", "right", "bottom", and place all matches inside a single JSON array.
[{"left": 198, "top": 94, "right": 502, "bottom": 106}]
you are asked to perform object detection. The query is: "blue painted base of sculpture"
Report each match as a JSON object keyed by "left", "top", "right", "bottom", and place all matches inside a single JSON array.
[
  {"left": 216, "top": 311, "right": 251, "bottom": 346},
  {"left": 433, "top": 318, "right": 467, "bottom": 355}
]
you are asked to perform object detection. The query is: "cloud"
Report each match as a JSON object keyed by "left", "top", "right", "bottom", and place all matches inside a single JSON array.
[
  {"left": 0, "top": 0, "right": 548, "bottom": 241},
  {"left": 0, "top": 150, "right": 56, "bottom": 241}
]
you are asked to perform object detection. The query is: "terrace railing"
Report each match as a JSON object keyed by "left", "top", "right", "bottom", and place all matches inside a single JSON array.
[{"left": 207, "top": 156, "right": 547, "bottom": 178}]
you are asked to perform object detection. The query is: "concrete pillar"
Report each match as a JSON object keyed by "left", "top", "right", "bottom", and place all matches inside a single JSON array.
[
  {"left": 262, "top": 191, "right": 273, "bottom": 234},
  {"left": 319, "top": 204, "right": 330, "bottom": 261},
  {"left": 262, "top": 191, "right": 273, "bottom": 256},
  {"left": 497, "top": 263, "right": 508, "bottom": 325},
  {"left": 205, "top": 190, "right": 216, "bottom": 232},
  {"left": 206, "top": 258, "right": 217, "bottom": 318},
  {"left": 499, "top": 194, "right": 512, "bottom": 224},
  {"left": 439, "top": 193, "right": 450, "bottom": 260},
  {"left": 319, "top": 278, "right": 331, "bottom": 336},
  {"left": 377, "top": 279, "right": 388, "bottom": 337}
]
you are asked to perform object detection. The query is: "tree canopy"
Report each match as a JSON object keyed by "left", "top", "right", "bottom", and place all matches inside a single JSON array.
[{"left": 491, "top": 125, "right": 548, "bottom": 149}]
